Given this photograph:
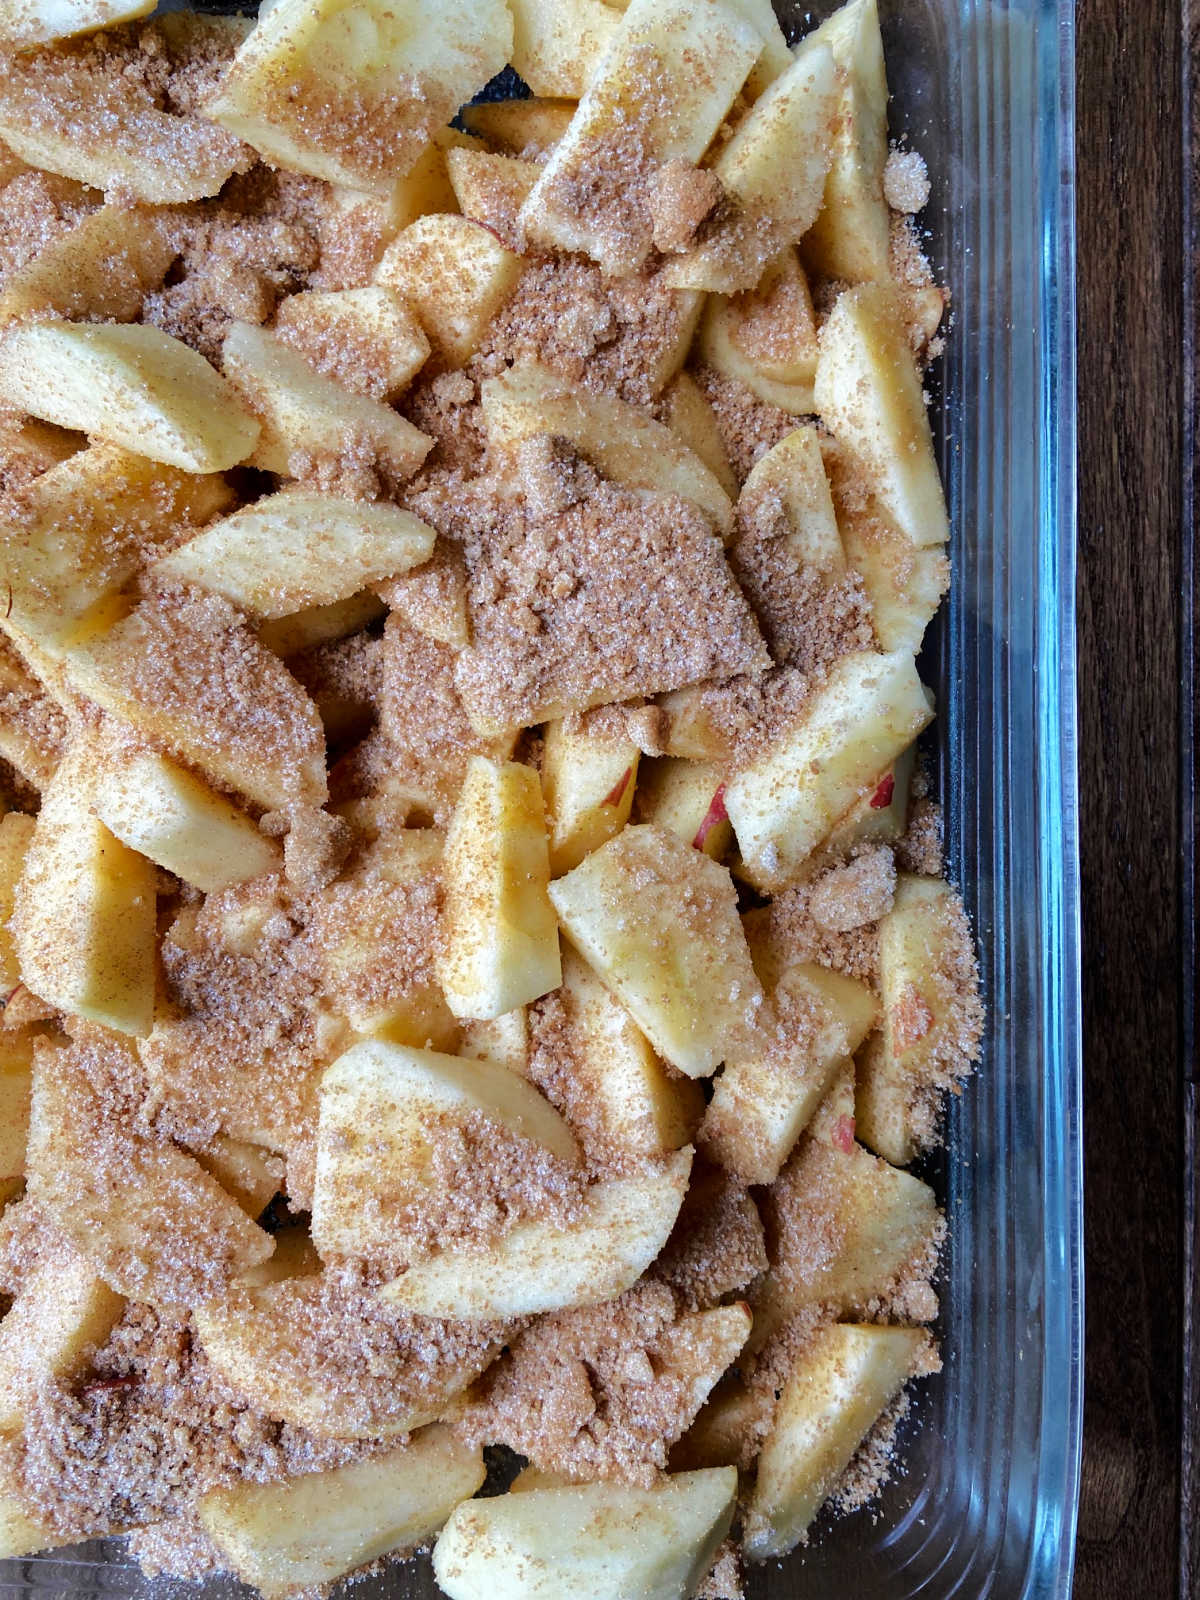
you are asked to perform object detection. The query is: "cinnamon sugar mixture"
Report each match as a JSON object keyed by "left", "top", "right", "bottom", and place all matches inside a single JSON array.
[{"left": 0, "top": 3, "right": 983, "bottom": 1596}]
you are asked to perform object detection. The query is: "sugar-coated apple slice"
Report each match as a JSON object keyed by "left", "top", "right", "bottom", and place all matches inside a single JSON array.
[
  {"left": 445, "top": 147, "right": 540, "bottom": 246},
  {"left": 802, "top": 0, "right": 891, "bottom": 283},
  {"left": 635, "top": 759, "right": 732, "bottom": 861},
  {"left": 549, "top": 824, "right": 763, "bottom": 1078},
  {"left": 0, "top": 205, "right": 174, "bottom": 325},
  {"left": 460, "top": 97, "right": 577, "bottom": 157},
  {"left": 0, "top": 323, "right": 259, "bottom": 473},
  {"left": 379, "top": 1147, "right": 692, "bottom": 1319},
  {"left": 437, "top": 757, "right": 562, "bottom": 1021},
  {"left": 0, "top": 1254, "right": 125, "bottom": 1431},
  {"left": 221, "top": 320, "right": 431, "bottom": 482},
  {"left": 93, "top": 749, "right": 280, "bottom": 895},
  {"left": 698, "top": 249, "right": 822, "bottom": 417},
  {"left": 311, "top": 1037, "right": 578, "bottom": 1266},
  {"left": 518, "top": 0, "right": 766, "bottom": 275},
  {"left": 556, "top": 946, "right": 703, "bottom": 1157},
  {"left": 154, "top": 491, "right": 434, "bottom": 619},
  {"left": 14, "top": 744, "right": 158, "bottom": 1036},
  {"left": 199, "top": 1426, "right": 485, "bottom": 1599},
  {"left": 206, "top": 0, "right": 511, "bottom": 192},
  {"left": 738, "top": 423, "right": 844, "bottom": 577},
  {"left": 0, "top": 645, "right": 64, "bottom": 792},
  {"left": 375, "top": 213, "right": 525, "bottom": 367},
  {"left": 723, "top": 649, "right": 934, "bottom": 892},
  {"left": 481, "top": 361, "right": 734, "bottom": 536},
  {"left": 839, "top": 495, "right": 949, "bottom": 653},
  {"left": 660, "top": 373, "right": 738, "bottom": 499},
  {"left": 855, "top": 872, "right": 980, "bottom": 1165},
  {"left": 195, "top": 1135, "right": 283, "bottom": 1221},
  {"left": 433, "top": 1466, "right": 737, "bottom": 1600},
  {"left": 0, "top": 0, "right": 154, "bottom": 46},
  {"left": 461, "top": 1008, "right": 528, "bottom": 1076},
  {"left": 817, "top": 742, "right": 915, "bottom": 862},
  {"left": 542, "top": 716, "right": 639, "bottom": 877},
  {"left": 816, "top": 284, "right": 950, "bottom": 549},
  {"left": 701, "top": 962, "right": 877, "bottom": 1185},
  {"left": 508, "top": 0, "right": 620, "bottom": 97},
  {"left": 272, "top": 286, "right": 431, "bottom": 401},
  {"left": 664, "top": 36, "right": 839, "bottom": 294},
  {"left": 0, "top": 815, "right": 34, "bottom": 995},
  {"left": 743, "top": 1322, "right": 929, "bottom": 1557}
]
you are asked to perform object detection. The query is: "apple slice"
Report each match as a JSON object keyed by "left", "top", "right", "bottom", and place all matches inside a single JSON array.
[
  {"left": 0, "top": 815, "right": 34, "bottom": 995},
  {"left": 802, "top": 0, "right": 891, "bottom": 283},
  {"left": 855, "top": 872, "right": 981, "bottom": 1165},
  {"left": 518, "top": 0, "right": 765, "bottom": 275},
  {"left": 0, "top": 205, "right": 173, "bottom": 326},
  {"left": 154, "top": 491, "right": 434, "bottom": 619},
  {"left": 816, "top": 283, "right": 949, "bottom": 550},
  {"left": 0, "top": 323, "right": 259, "bottom": 473},
  {"left": 0, "top": 1464, "right": 57, "bottom": 1557},
  {"left": 839, "top": 496, "right": 949, "bottom": 653},
  {"left": 635, "top": 759, "right": 732, "bottom": 861},
  {"left": 0, "top": 0, "right": 153, "bottom": 46},
  {"left": 445, "top": 148, "right": 540, "bottom": 248},
  {"left": 14, "top": 745, "right": 157, "bottom": 1036},
  {"left": 723, "top": 649, "right": 934, "bottom": 892},
  {"left": 221, "top": 320, "right": 431, "bottom": 483},
  {"left": 438, "top": 757, "right": 562, "bottom": 1021},
  {"left": 380, "top": 1148, "right": 692, "bottom": 1319},
  {"left": 272, "top": 286, "right": 431, "bottom": 401},
  {"left": 816, "top": 742, "right": 916, "bottom": 866},
  {"left": 481, "top": 361, "right": 734, "bottom": 536},
  {"left": 743, "top": 1322, "right": 928, "bottom": 1558},
  {"left": 27, "top": 1032, "right": 275, "bottom": 1304},
  {"left": 553, "top": 947, "right": 703, "bottom": 1157},
  {"left": 460, "top": 98, "right": 577, "bottom": 158},
  {"left": 199, "top": 1426, "right": 485, "bottom": 1599},
  {"left": 664, "top": 36, "right": 838, "bottom": 294},
  {"left": 462, "top": 1008, "right": 528, "bottom": 1076},
  {"left": 375, "top": 214, "right": 525, "bottom": 367},
  {"left": 739, "top": 424, "right": 843, "bottom": 574},
  {"left": 311, "top": 1037, "right": 578, "bottom": 1266},
  {"left": 259, "top": 591, "right": 386, "bottom": 658},
  {"left": 93, "top": 749, "right": 279, "bottom": 895},
  {"left": 661, "top": 373, "right": 737, "bottom": 499},
  {"left": 433, "top": 1466, "right": 736, "bottom": 1600},
  {"left": 508, "top": 0, "right": 620, "bottom": 97},
  {"left": 701, "top": 962, "right": 877, "bottom": 1185},
  {"left": 0, "top": 1254, "right": 125, "bottom": 1432},
  {"left": 549, "top": 824, "right": 762, "bottom": 1077},
  {"left": 698, "top": 249, "right": 821, "bottom": 415},
  {"left": 206, "top": 0, "right": 511, "bottom": 192},
  {"left": 542, "top": 716, "right": 639, "bottom": 876},
  {"left": 195, "top": 1135, "right": 283, "bottom": 1221}
]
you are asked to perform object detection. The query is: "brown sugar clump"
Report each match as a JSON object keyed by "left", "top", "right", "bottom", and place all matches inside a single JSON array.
[
  {"left": 460, "top": 1282, "right": 739, "bottom": 1486},
  {"left": 808, "top": 845, "right": 897, "bottom": 933},
  {"left": 652, "top": 1161, "right": 767, "bottom": 1311},
  {"left": 649, "top": 159, "right": 725, "bottom": 255},
  {"left": 746, "top": 874, "right": 881, "bottom": 985},
  {"left": 883, "top": 148, "right": 931, "bottom": 215},
  {"left": 0, "top": 170, "right": 94, "bottom": 289},
  {"left": 694, "top": 1539, "right": 745, "bottom": 1600},
  {"left": 896, "top": 794, "right": 944, "bottom": 876}
]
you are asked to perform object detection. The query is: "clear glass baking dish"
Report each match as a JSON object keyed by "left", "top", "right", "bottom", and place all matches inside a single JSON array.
[{"left": 0, "top": 0, "right": 1082, "bottom": 1595}]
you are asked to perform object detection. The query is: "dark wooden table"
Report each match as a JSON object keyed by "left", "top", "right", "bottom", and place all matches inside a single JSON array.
[{"left": 1075, "top": 3, "right": 1197, "bottom": 1596}]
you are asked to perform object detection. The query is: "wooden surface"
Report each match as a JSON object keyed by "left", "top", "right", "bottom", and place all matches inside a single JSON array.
[{"left": 1075, "top": 3, "right": 1191, "bottom": 1598}]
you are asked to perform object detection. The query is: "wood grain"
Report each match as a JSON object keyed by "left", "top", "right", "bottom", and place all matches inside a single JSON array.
[{"left": 1076, "top": 3, "right": 1187, "bottom": 1597}]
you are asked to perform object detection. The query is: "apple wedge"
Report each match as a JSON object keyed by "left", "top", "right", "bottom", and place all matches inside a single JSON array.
[
  {"left": 0, "top": 1255, "right": 124, "bottom": 1432},
  {"left": 701, "top": 962, "right": 877, "bottom": 1185},
  {"left": 802, "top": 0, "right": 892, "bottom": 283},
  {"left": 311, "top": 1037, "right": 578, "bottom": 1266},
  {"left": 550, "top": 824, "right": 762, "bottom": 1077},
  {"left": 206, "top": 0, "right": 512, "bottom": 192},
  {"left": 635, "top": 759, "right": 732, "bottom": 861},
  {"left": 445, "top": 148, "right": 540, "bottom": 248},
  {"left": 154, "top": 492, "right": 435, "bottom": 619},
  {"left": 259, "top": 592, "right": 386, "bottom": 658},
  {"left": 664, "top": 36, "right": 839, "bottom": 294},
  {"left": 433, "top": 1466, "right": 736, "bottom": 1600},
  {"left": 0, "top": 814, "right": 34, "bottom": 995},
  {"left": 0, "top": 206, "right": 174, "bottom": 326},
  {"left": 481, "top": 362, "right": 734, "bottom": 536},
  {"left": 380, "top": 1147, "right": 692, "bottom": 1319},
  {"left": 508, "top": 0, "right": 620, "bottom": 97},
  {"left": 462, "top": 1008, "right": 528, "bottom": 1076},
  {"left": 542, "top": 716, "right": 639, "bottom": 876},
  {"left": 272, "top": 286, "right": 431, "bottom": 401},
  {"left": 743, "top": 1322, "right": 928, "bottom": 1558},
  {"left": 199, "top": 1427, "right": 485, "bottom": 1599},
  {"left": 438, "top": 757, "right": 562, "bottom": 1021},
  {"left": 816, "top": 283, "right": 949, "bottom": 550},
  {"left": 460, "top": 98, "right": 576, "bottom": 158},
  {"left": 518, "top": 0, "right": 765, "bottom": 275},
  {"left": 817, "top": 743, "right": 915, "bottom": 863},
  {"left": 93, "top": 750, "right": 279, "bottom": 894},
  {"left": 839, "top": 496, "right": 949, "bottom": 653},
  {"left": 723, "top": 649, "right": 934, "bottom": 891},
  {"left": 221, "top": 320, "right": 431, "bottom": 482},
  {"left": 661, "top": 373, "right": 738, "bottom": 499},
  {"left": 739, "top": 424, "right": 844, "bottom": 574},
  {"left": 375, "top": 214, "right": 525, "bottom": 366},
  {"left": 0, "top": 323, "right": 259, "bottom": 473},
  {"left": 0, "top": 0, "right": 154, "bottom": 46},
  {"left": 14, "top": 745, "right": 158, "bottom": 1036},
  {"left": 195, "top": 1135, "right": 283, "bottom": 1221},
  {"left": 698, "top": 250, "right": 821, "bottom": 415}
]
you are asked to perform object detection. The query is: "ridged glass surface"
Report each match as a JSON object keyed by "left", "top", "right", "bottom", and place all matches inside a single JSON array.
[{"left": 0, "top": 2, "right": 1081, "bottom": 1597}]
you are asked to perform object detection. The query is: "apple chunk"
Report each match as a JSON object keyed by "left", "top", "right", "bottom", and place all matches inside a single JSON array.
[
  {"left": 743, "top": 1322, "right": 929, "bottom": 1558},
  {"left": 698, "top": 250, "right": 821, "bottom": 415},
  {"left": 438, "top": 757, "right": 562, "bottom": 1021},
  {"left": 311, "top": 1037, "right": 578, "bottom": 1267},
  {"left": 0, "top": 205, "right": 173, "bottom": 325},
  {"left": 549, "top": 824, "right": 763, "bottom": 1078},
  {"left": 542, "top": 716, "right": 639, "bottom": 876},
  {"left": 635, "top": 759, "right": 732, "bottom": 861},
  {"left": 838, "top": 495, "right": 949, "bottom": 654},
  {"left": 0, "top": 1255, "right": 125, "bottom": 1432},
  {"left": 507, "top": 0, "right": 619, "bottom": 98},
  {"left": 0, "top": 0, "right": 153, "bottom": 47},
  {"left": 376, "top": 214, "right": 525, "bottom": 367},
  {"left": 206, "top": 0, "right": 512, "bottom": 192},
  {"left": 271, "top": 286, "right": 430, "bottom": 401},
  {"left": 199, "top": 1426, "right": 485, "bottom": 1599},
  {"left": 153, "top": 491, "right": 434, "bottom": 618},
  {"left": 434, "top": 1466, "right": 737, "bottom": 1600},
  {"left": 0, "top": 323, "right": 259, "bottom": 473},
  {"left": 739, "top": 423, "right": 843, "bottom": 574},
  {"left": 724, "top": 649, "right": 934, "bottom": 891},
  {"left": 380, "top": 1148, "right": 692, "bottom": 1319}
]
